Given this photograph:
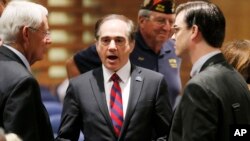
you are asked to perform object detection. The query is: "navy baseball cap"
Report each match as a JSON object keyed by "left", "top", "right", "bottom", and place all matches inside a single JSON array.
[{"left": 141, "top": 0, "right": 175, "bottom": 14}]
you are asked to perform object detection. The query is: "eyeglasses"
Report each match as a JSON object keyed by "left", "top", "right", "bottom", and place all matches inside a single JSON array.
[
  {"left": 171, "top": 25, "right": 187, "bottom": 34},
  {"left": 171, "top": 26, "right": 181, "bottom": 34},
  {"left": 99, "top": 36, "right": 127, "bottom": 47},
  {"left": 28, "top": 27, "right": 50, "bottom": 37},
  {"left": 146, "top": 16, "right": 174, "bottom": 26}
]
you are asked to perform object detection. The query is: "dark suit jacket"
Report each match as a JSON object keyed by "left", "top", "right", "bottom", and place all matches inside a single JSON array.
[
  {"left": 168, "top": 53, "right": 250, "bottom": 141},
  {"left": 0, "top": 46, "right": 54, "bottom": 141},
  {"left": 56, "top": 65, "right": 172, "bottom": 141}
]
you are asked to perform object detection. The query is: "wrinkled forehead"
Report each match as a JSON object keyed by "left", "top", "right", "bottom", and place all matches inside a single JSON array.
[{"left": 99, "top": 19, "right": 129, "bottom": 38}]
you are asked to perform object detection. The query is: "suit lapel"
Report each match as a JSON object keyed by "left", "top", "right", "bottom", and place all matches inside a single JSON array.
[
  {"left": 119, "top": 65, "right": 144, "bottom": 138},
  {"left": 89, "top": 68, "right": 114, "bottom": 132}
]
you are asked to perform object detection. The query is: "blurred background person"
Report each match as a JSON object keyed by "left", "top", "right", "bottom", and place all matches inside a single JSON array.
[
  {"left": 0, "top": 1, "right": 54, "bottom": 141},
  {"left": 65, "top": 0, "right": 182, "bottom": 108},
  {"left": 222, "top": 39, "right": 250, "bottom": 90},
  {"left": 169, "top": 1, "right": 250, "bottom": 141}
]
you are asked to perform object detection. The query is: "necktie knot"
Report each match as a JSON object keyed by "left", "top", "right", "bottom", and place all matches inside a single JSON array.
[{"left": 111, "top": 73, "right": 120, "bottom": 82}]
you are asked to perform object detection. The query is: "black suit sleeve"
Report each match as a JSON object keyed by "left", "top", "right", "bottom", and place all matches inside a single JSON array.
[
  {"left": 172, "top": 83, "right": 218, "bottom": 141},
  {"left": 56, "top": 82, "right": 82, "bottom": 141},
  {"left": 154, "top": 76, "right": 173, "bottom": 139},
  {"left": 3, "top": 77, "right": 53, "bottom": 141}
]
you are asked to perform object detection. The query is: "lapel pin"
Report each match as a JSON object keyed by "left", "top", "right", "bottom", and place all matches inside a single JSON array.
[{"left": 135, "top": 76, "right": 142, "bottom": 82}]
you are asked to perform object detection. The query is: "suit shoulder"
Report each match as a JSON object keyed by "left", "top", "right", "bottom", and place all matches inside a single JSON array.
[
  {"left": 0, "top": 61, "right": 32, "bottom": 79},
  {"left": 187, "top": 63, "right": 248, "bottom": 95},
  {"left": 191, "top": 63, "right": 236, "bottom": 83},
  {"left": 0, "top": 61, "right": 38, "bottom": 95},
  {"left": 69, "top": 69, "right": 96, "bottom": 84}
]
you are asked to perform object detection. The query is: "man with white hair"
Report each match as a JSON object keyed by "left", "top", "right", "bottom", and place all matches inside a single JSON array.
[{"left": 0, "top": 1, "right": 54, "bottom": 141}]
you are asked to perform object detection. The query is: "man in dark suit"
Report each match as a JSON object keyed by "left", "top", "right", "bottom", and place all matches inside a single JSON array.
[
  {"left": 65, "top": 0, "right": 182, "bottom": 108},
  {"left": 56, "top": 14, "right": 172, "bottom": 141},
  {"left": 168, "top": 1, "right": 250, "bottom": 141},
  {"left": 0, "top": 1, "right": 54, "bottom": 141}
]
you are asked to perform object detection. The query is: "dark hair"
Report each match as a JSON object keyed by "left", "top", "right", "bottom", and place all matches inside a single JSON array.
[
  {"left": 176, "top": 1, "right": 225, "bottom": 48},
  {"left": 94, "top": 14, "right": 136, "bottom": 41}
]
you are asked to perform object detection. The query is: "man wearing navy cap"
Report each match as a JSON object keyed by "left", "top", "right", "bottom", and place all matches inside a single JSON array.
[{"left": 66, "top": 0, "right": 181, "bottom": 108}]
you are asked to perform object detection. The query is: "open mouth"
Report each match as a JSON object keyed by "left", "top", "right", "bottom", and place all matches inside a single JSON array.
[{"left": 107, "top": 55, "right": 118, "bottom": 60}]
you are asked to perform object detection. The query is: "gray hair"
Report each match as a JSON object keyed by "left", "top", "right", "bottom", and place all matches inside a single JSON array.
[
  {"left": 138, "top": 9, "right": 152, "bottom": 18},
  {"left": 0, "top": 1, "right": 48, "bottom": 43}
]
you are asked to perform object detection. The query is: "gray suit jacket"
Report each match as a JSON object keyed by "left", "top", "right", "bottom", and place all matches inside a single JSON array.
[
  {"left": 168, "top": 53, "right": 250, "bottom": 141},
  {"left": 56, "top": 65, "right": 172, "bottom": 141},
  {"left": 0, "top": 45, "right": 54, "bottom": 141}
]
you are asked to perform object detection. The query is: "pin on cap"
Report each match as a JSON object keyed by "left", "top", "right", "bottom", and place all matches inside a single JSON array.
[{"left": 141, "top": 0, "right": 175, "bottom": 14}]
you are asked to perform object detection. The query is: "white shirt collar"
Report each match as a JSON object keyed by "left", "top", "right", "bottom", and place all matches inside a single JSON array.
[
  {"left": 190, "top": 50, "right": 221, "bottom": 77},
  {"left": 4, "top": 44, "right": 31, "bottom": 71},
  {"left": 103, "top": 61, "right": 131, "bottom": 84}
]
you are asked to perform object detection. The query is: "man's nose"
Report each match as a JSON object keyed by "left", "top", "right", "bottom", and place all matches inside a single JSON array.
[
  {"left": 46, "top": 36, "right": 52, "bottom": 44},
  {"left": 108, "top": 40, "right": 117, "bottom": 49},
  {"left": 171, "top": 33, "right": 176, "bottom": 40}
]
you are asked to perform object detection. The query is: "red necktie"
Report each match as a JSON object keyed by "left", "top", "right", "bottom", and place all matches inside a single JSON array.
[{"left": 110, "top": 73, "right": 123, "bottom": 137}]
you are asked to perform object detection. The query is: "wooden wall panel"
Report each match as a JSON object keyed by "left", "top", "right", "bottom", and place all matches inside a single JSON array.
[{"left": 211, "top": 0, "right": 250, "bottom": 42}]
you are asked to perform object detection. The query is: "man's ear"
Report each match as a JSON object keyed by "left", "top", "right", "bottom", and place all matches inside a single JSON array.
[
  {"left": 95, "top": 38, "right": 100, "bottom": 50},
  {"left": 190, "top": 25, "right": 199, "bottom": 40},
  {"left": 129, "top": 40, "right": 135, "bottom": 53},
  {"left": 22, "top": 26, "right": 30, "bottom": 42},
  {"left": 138, "top": 16, "right": 146, "bottom": 25}
]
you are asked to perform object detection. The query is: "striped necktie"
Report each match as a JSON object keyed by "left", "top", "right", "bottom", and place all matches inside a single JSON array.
[{"left": 110, "top": 73, "right": 123, "bottom": 137}]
